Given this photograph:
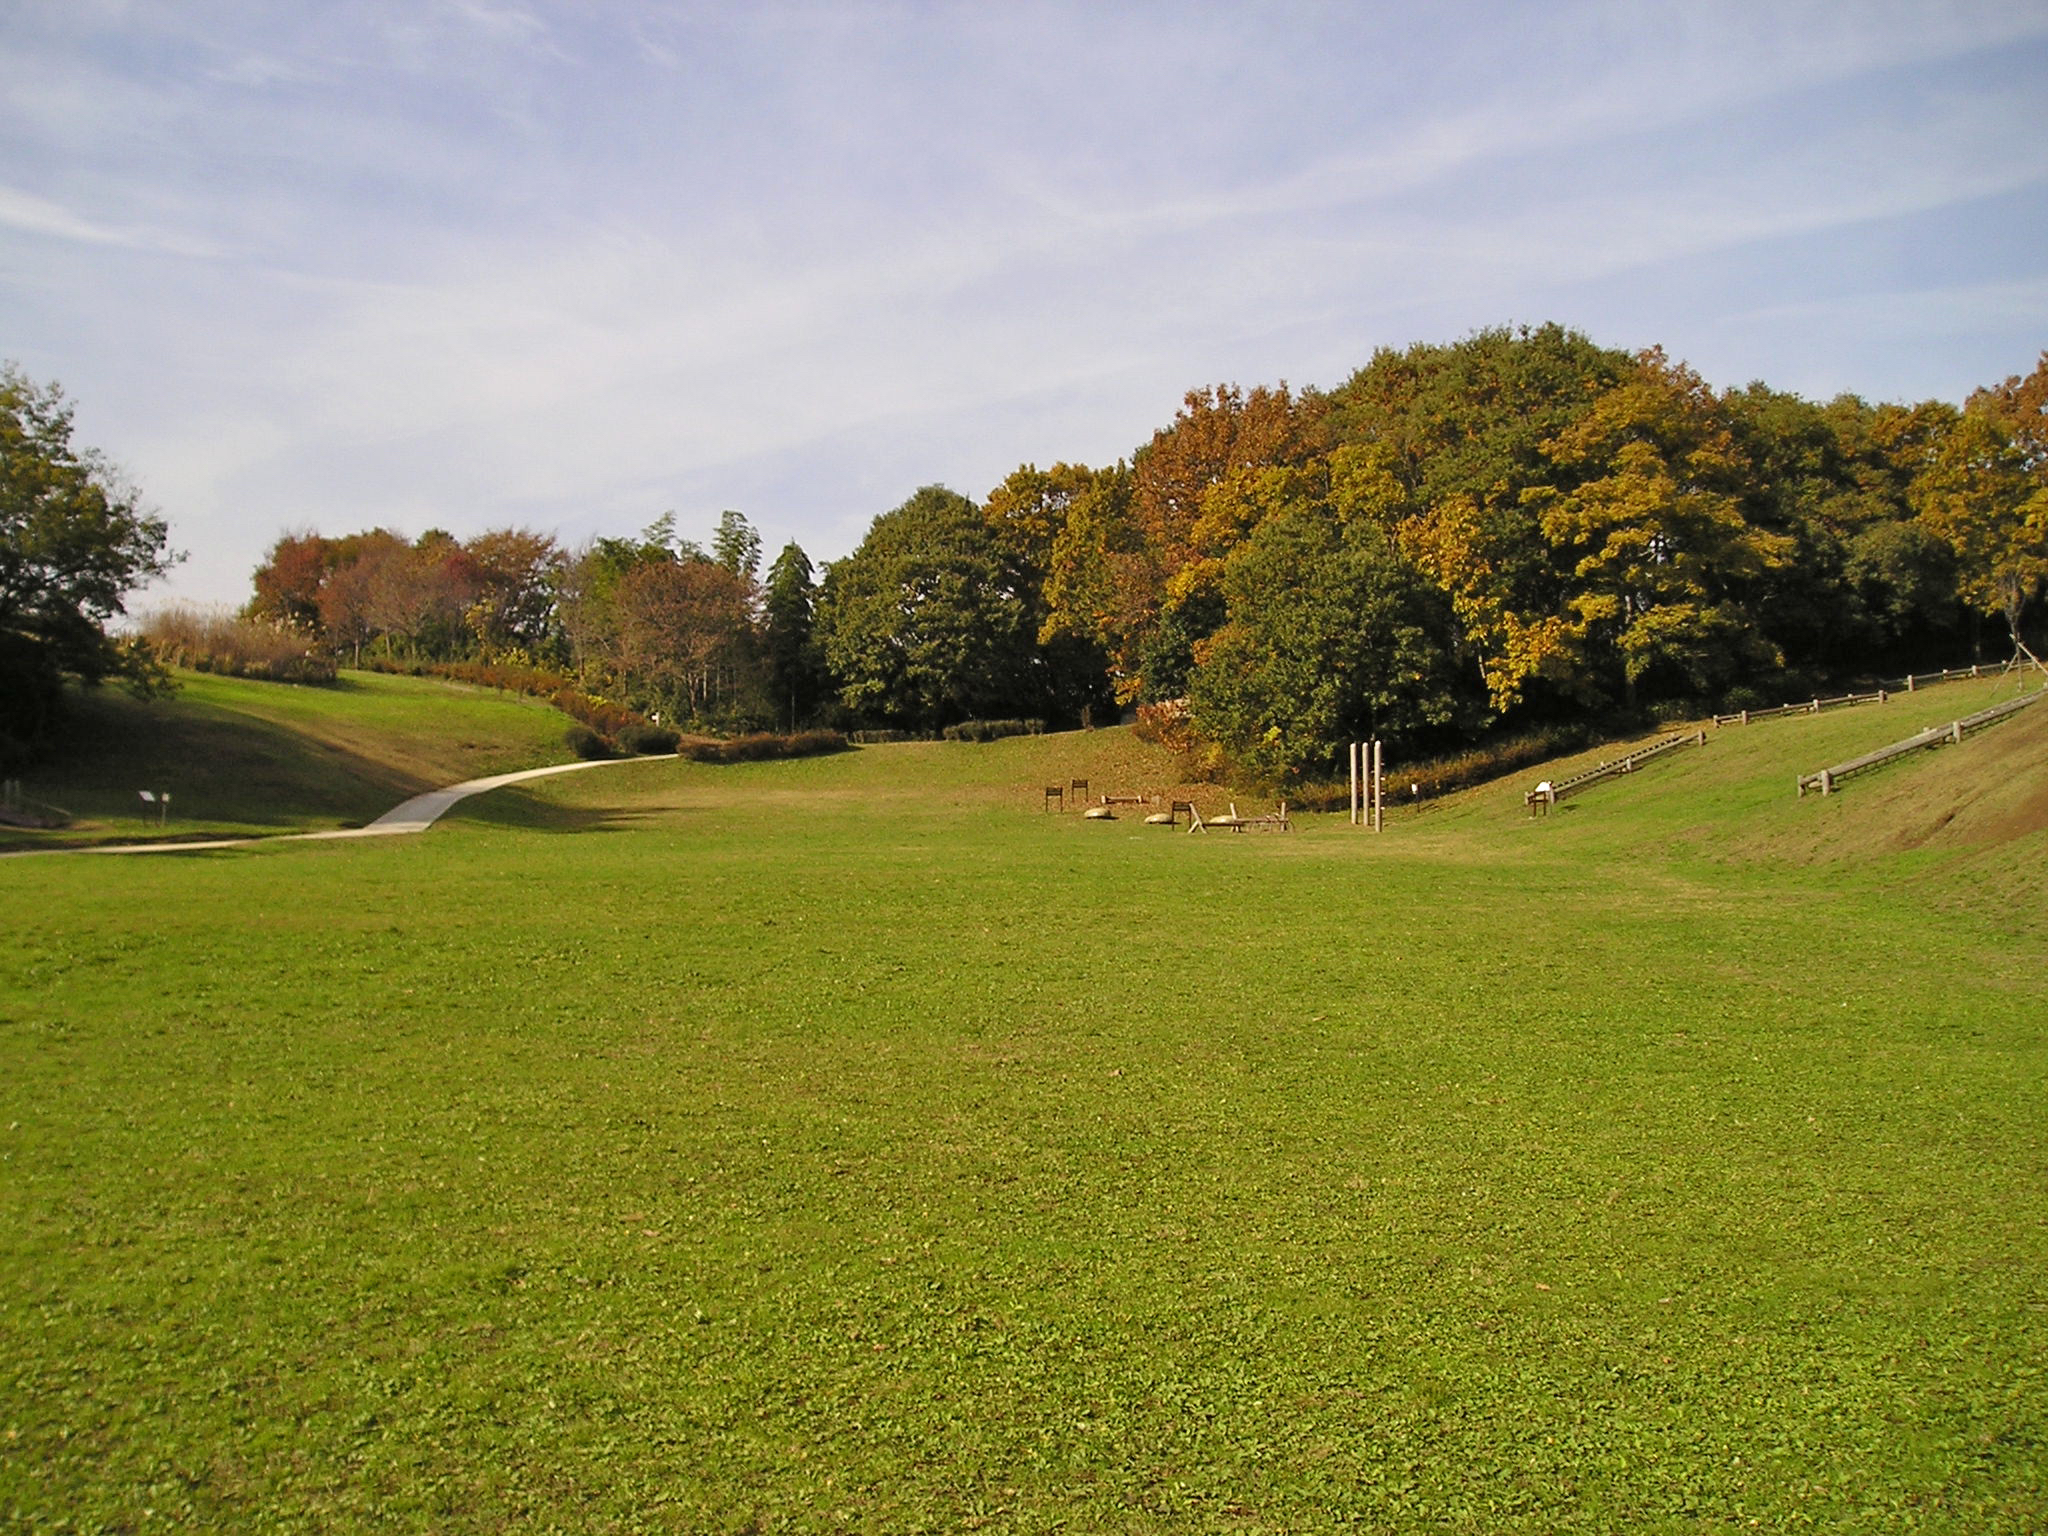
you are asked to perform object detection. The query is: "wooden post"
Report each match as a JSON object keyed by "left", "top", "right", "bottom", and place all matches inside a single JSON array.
[
  {"left": 1820, "top": 768, "right": 1833, "bottom": 795},
  {"left": 1349, "top": 742, "right": 1359, "bottom": 826},
  {"left": 1372, "top": 739, "right": 1383, "bottom": 834}
]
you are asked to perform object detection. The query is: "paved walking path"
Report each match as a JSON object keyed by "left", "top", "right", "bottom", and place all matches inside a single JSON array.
[{"left": 3, "top": 755, "right": 645, "bottom": 859}]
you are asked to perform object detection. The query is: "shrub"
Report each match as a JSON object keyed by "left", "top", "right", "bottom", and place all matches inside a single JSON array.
[
  {"left": 940, "top": 718, "right": 1045, "bottom": 743},
  {"left": 357, "top": 655, "right": 580, "bottom": 697},
  {"left": 676, "top": 729, "right": 848, "bottom": 764},
  {"left": 564, "top": 725, "right": 614, "bottom": 759},
  {"left": 551, "top": 687, "right": 642, "bottom": 739},
  {"left": 848, "top": 728, "right": 931, "bottom": 744},
  {"left": 1133, "top": 698, "right": 1197, "bottom": 753},
  {"left": 143, "top": 607, "right": 337, "bottom": 684},
  {"left": 1395, "top": 726, "right": 1596, "bottom": 803},
  {"left": 616, "top": 722, "right": 680, "bottom": 755},
  {"left": 1285, "top": 725, "right": 1597, "bottom": 811}
]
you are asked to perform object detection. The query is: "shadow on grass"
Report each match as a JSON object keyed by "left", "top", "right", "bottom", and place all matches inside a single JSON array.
[
  {"left": 14, "top": 687, "right": 430, "bottom": 836},
  {"left": 444, "top": 786, "right": 674, "bottom": 834}
]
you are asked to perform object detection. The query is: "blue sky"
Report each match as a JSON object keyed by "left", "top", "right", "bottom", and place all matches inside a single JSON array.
[{"left": 3, "top": 0, "right": 2046, "bottom": 611}]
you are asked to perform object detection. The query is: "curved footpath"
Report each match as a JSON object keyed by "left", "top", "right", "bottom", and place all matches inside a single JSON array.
[{"left": 2, "top": 756, "right": 643, "bottom": 859}]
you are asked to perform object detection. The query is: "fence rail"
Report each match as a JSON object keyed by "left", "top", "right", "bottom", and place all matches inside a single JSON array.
[
  {"left": 1714, "top": 690, "right": 1888, "bottom": 727},
  {"left": 1526, "top": 729, "right": 1706, "bottom": 812},
  {"left": 1796, "top": 687, "right": 2046, "bottom": 797},
  {"left": 1888, "top": 662, "right": 2006, "bottom": 693}
]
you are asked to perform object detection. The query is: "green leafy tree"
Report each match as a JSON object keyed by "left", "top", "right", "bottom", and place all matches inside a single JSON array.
[
  {"left": 712, "top": 509, "right": 763, "bottom": 584},
  {"left": 1187, "top": 498, "right": 1468, "bottom": 782},
  {"left": 0, "top": 364, "right": 178, "bottom": 757},
  {"left": 762, "top": 540, "right": 824, "bottom": 730},
  {"left": 815, "top": 485, "right": 1034, "bottom": 728},
  {"left": 1321, "top": 325, "right": 1636, "bottom": 714}
]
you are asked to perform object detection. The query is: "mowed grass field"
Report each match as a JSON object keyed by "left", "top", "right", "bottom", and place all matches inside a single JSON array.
[{"left": 3, "top": 678, "right": 2045, "bottom": 1532}]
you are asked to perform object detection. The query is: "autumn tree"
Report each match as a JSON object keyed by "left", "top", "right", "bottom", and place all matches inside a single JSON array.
[
  {"left": 463, "top": 528, "right": 563, "bottom": 659},
  {"left": 247, "top": 531, "right": 333, "bottom": 633},
  {"left": 1322, "top": 326, "right": 1635, "bottom": 714},
  {"left": 313, "top": 529, "right": 408, "bottom": 666},
  {"left": 613, "top": 555, "right": 762, "bottom": 723},
  {"left": 557, "top": 520, "right": 683, "bottom": 684},
  {"left": 1908, "top": 401, "right": 2047, "bottom": 654},
  {"left": 1526, "top": 351, "right": 1794, "bottom": 704}
]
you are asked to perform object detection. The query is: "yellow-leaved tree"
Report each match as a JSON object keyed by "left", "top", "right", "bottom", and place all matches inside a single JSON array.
[{"left": 1524, "top": 350, "right": 1794, "bottom": 705}]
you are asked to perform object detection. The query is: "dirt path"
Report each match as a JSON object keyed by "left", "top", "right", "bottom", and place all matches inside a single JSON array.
[{"left": 2, "top": 756, "right": 646, "bottom": 858}]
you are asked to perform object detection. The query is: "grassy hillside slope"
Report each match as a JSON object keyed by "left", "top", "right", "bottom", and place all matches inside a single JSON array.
[
  {"left": 2, "top": 676, "right": 2042, "bottom": 1531},
  {"left": 3, "top": 669, "right": 576, "bottom": 849}
]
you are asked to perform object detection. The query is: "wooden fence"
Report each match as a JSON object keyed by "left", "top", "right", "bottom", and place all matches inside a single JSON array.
[
  {"left": 1714, "top": 690, "right": 1887, "bottom": 727},
  {"left": 1796, "top": 687, "right": 2046, "bottom": 797},
  {"left": 1888, "top": 662, "right": 2008, "bottom": 692},
  {"left": 1526, "top": 729, "right": 1706, "bottom": 813}
]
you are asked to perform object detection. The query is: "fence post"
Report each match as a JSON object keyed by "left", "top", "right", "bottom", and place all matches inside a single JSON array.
[{"left": 1949, "top": 721, "right": 1962, "bottom": 743}]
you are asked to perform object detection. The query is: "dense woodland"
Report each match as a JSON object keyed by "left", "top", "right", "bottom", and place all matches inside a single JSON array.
[{"left": 9, "top": 329, "right": 2042, "bottom": 782}]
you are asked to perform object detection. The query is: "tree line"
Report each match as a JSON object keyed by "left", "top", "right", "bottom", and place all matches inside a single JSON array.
[
  {"left": 237, "top": 326, "right": 2048, "bottom": 780},
  {"left": 6, "top": 329, "right": 2042, "bottom": 780}
]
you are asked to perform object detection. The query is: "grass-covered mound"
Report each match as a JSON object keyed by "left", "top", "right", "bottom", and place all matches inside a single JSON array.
[
  {"left": 2, "top": 669, "right": 575, "bottom": 848},
  {"left": 1, "top": 677, "right": 2043, "bottom": 1530}
]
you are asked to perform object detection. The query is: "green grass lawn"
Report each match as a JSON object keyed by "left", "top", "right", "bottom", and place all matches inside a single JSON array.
[
  {"left": 3, "top": 670, "right": 576, "bottom": 849},
  {"left": 2, "top": 680, "right": 2044, "bottom": 1531}
]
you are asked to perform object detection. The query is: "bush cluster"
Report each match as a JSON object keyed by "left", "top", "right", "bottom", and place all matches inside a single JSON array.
[
  {"left": 1132, "top": 699, "right": 1195, "bottom": 752},
  {"left": 563, "top": 725, "right": 614, "bottom": 759},
  {"left": 676, "top": 729, "right": 848, "bottom": 764},
  {"left": 550, "top": 688, "right": 644, "bottom": 740},
  {"left": 847, "top": 728, "right": 932, "bottom": 744},
  {"left": 940, "top": 718, "right": 1045, "bottom": 743},
  {"left": 1290, "top": 726, "right": 1600, "bottom": 810},
  {"left": 142, "top": 608, "right": 336, "bottom": 685},
  {"left": 616, "top": 722, "right": 681, "bottom": 755}
]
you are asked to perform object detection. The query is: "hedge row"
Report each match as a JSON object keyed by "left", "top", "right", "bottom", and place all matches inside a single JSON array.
[
  {"left": 677, "top": 730, "right": 848, "bottom": 764},
  {"left": 940, "top": 718, "right": 1046, "bottom": 743}
]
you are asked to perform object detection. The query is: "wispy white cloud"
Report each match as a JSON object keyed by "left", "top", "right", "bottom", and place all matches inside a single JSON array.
[
  {"left": 0, "top": 185, "right": 219, "bottom": 255},
  {"left": 4, "top": 0, "right": 2045, "bottom": 610}
]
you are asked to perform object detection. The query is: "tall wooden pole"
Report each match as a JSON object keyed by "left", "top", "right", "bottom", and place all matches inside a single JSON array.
[{"left": 1372, "top": 739, "right": 1383, "bottom": 833}]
